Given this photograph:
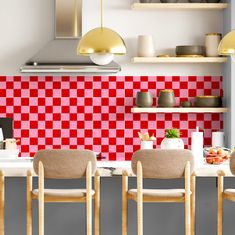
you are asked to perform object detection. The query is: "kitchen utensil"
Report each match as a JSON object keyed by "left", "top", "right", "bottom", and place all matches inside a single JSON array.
[
  {"left": 138, "top": 132, "right": 156, "bottom": 141},
  {"left": 143, "top": 133, "right": 150, "bottom": 141},
  {"left": 137, "top": 35, "right": 155, "bottom": 57},
  {"left": 205, "top": 33, "right": 222, "bottom": 57},
  {"left": 176, "top": 45, "right": 205, "bottom": 56},
  {"left": 136, "top": 91, "right": 153, "bottom": 107},
  {"left": 212, "top": 132, "right": 224, "bottom": 147},
  {"left": 158, "top": 90, "right": 176, "bottom": 107},
  {"left": 195, "top": 96, "right": 222, "bottom": 107},
  {"left": 191, "top": 127, "right": 204, "bottom": 167}
]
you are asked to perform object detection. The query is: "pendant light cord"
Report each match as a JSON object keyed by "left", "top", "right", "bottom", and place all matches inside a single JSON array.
[{"left": 101, "top": 0, "right": 103, "bottom": 28}]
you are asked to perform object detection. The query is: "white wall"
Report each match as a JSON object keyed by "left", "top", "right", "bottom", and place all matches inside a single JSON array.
[
  {"left": 0, "top": 0, "right": 225, "bottom": 75},
  {"left": 0, "top": 0, "right": 54, "bottom": 75}
]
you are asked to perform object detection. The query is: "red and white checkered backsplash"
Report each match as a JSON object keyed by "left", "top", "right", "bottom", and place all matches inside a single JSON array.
[{"left": 0, "top": 76, "right": 223, "bottom": 160}]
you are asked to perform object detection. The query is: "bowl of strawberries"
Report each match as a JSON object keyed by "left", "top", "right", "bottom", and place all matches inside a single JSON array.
[{"left": 204, "top": 147, "right": 231, "bottom": 165}]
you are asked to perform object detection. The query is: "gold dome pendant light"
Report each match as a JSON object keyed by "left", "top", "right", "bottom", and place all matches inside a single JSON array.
[
  {"left": 77, "top": 0, "right": 126, "bottom": 65},
  {"left": 218, "top": 30, "right": 235, "bottom": 61}
]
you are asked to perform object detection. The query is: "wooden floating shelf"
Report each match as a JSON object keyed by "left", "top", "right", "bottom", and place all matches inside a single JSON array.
[
  {"left": 131, "top": 3, "right": 229, "bottom": 10},
  {"left": 132, "top": 57, "right": 227, "bottom": 64},
  {"left": 131, "top": 107, "right": 228, "bottom": 114}
]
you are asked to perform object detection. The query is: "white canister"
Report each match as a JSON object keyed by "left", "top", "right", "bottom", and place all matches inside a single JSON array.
[
  {"left": 137, "top": 35, "right": 155, "bottom": 57},
  {"left": 141, "top": 141, "right": 153, "bottom": 150},
  {"left": 212, "top": 132, "right": 224, "bottom": 147},
  {"left": 205, "top": 33, "right": 222, "bottom": 57}
]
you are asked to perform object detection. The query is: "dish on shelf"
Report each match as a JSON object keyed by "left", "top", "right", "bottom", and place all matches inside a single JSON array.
[
  {"left": 204, "top": 147, "right": 231, "bottom": 165},
  {"left": 176, "top": 55, "right": 204, "bottom": 58},
  {"left": 195, "top": 96, "right": 222, "bottom": 107},
  {"left": 157, "top": 54, "right": 171, "bottom": 57},
  {"left": 176, "top": 45, "right": 205, "bottom": 57}
]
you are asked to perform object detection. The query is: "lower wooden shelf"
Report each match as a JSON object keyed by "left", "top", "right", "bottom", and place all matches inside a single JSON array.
[
  {"left": 131, "top": 107, "right": 228, "bottom": 114},
  {"left": 131, "top": 3, "right": 229, "bottom": 10},
  {"left": 132, "top": 57, "right": 227, "bottom": 64}
]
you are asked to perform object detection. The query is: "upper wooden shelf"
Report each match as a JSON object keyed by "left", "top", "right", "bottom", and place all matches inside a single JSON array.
[
  {"left": 132, "top": 57, "right": 227, "bottom": 64},
  {"left": 131, "top": 3, "right": 229, "bottom": 10},
  {"left": 131, "top": 107, "right": 228, "bottom": 114}
]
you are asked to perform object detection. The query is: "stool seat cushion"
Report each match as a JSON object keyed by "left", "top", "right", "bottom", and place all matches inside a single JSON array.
[
  {"left": 32, "top": 189, "right": 95, "bottom": 198},
  {"left": 128, "top": 188, "right": 186, "bottom": 198}
]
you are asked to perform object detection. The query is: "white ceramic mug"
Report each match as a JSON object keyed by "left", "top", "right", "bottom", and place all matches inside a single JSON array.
[
  {"left": 137, "top": 35, "right": 155, "bottom": 57},
  {"left": 141, "top": 141, "right": 153, "bottom": 150}
]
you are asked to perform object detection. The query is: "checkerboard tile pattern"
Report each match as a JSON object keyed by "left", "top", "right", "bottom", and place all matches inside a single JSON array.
[{"left": 0, "top": 76, "right": 223, "bottom": 160}]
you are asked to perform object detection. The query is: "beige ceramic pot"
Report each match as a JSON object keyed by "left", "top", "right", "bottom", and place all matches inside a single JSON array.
[
  {"left": 136, "top": 91, "right": 153, "bottom": 107},
  {"left": 158, "top": 90, "right": 176, "bottom": 107}
]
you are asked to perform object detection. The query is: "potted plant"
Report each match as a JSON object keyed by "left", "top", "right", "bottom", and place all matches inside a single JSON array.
[{"left": 160, "top": 128, "right": 184, "bottom": 150}]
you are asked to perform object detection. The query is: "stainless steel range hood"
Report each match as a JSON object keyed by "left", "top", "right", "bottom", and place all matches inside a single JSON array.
[{"left": 20, "top": 0, "right": 121, "bottom": 74}]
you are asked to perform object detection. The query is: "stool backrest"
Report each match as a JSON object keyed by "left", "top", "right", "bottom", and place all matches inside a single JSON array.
[
  {"left": 33, "top": 149, "right": 97, "bottom": 179},
  {"left": 230, "top": 152, "right": 235, "bottom": 175},
  {"left": 132, "top": 149, "right": 194, "bottom": 179}
]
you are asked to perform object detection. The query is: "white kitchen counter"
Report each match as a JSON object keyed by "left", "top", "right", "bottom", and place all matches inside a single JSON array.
[{"left": 0, "top": 158, "right": 233, "bottom": 177}]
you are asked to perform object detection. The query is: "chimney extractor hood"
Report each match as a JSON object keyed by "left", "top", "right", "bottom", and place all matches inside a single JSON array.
[{"left": 20, "top": 0, "right": 121, "bottom": 74}]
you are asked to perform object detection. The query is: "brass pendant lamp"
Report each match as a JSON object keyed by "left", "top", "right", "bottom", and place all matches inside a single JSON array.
[
  {"left": 77, "top": 0, "right": 126, "bottom": 65},
  {"left": 218, "top": 30, "right": 235, "bottom": 61}
]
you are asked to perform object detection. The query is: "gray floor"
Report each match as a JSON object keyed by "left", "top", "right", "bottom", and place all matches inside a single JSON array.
[{"left": 4, "top": 177, "right": 235, "bottom": 235}]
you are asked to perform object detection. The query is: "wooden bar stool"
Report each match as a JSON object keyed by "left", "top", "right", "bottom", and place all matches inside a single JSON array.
[
  {"left": 0, "top": 170, "right": 4, "bottom": 235},
  {"left": 122, "top": 149, "right": 196, "bottom": 235},
  {"left": 26, "top": 149, "right": 100, "bottom": 235},
  {"left": 217, "top": 152, "right": 235, "bottom": 235}
]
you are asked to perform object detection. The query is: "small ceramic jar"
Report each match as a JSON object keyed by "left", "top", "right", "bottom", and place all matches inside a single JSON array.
[
  {"left": 158, "top": 90, "right": 176, "bottom": 107},
  {"left": 181, "top": 100, "right": 192, "bottom": 107},
  {"left": 205, "top": 33, "right": 222, "bottom": 57},
  {"left": 137, "top": 35, "right": 155, "bottom": 57},
  {"left": 136, "top": 91, "right": 153, "bottom": 107}
]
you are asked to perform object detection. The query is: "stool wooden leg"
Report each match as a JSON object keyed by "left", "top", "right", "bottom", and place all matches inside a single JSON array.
[
  {"left": 0, "top": 171, "right": 4, "bottom": 235},
  {"left": 190, "top": 173, "right": 196, "bottom": 235},
  {"left": 217, "top": 171, "right": 224, "bottom": 235},
  {"left": 137, "top": 162, "right": 143, "bottom": 235},
  {"left": 185, "top": 162, "right": 191, "bottom": 235},
  {"left": 27, "top": 171, "right": 33, "bottom": 235},
  {"left": 86, "top": 162, "right": 92, "bottom": 235},
  {"left": 38, "top": 162, "right": 44, "bottom": 235},
  {"left": 94, "top": 170, "right": 100, "bottom": 235},
  {"left": 122, "top": 171, "right": 128, "bottom": 235}
]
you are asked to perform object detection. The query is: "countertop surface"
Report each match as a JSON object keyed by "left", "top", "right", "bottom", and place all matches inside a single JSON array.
[{"left": 0, "top": 158, "right": 232, "bottom": 177}]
